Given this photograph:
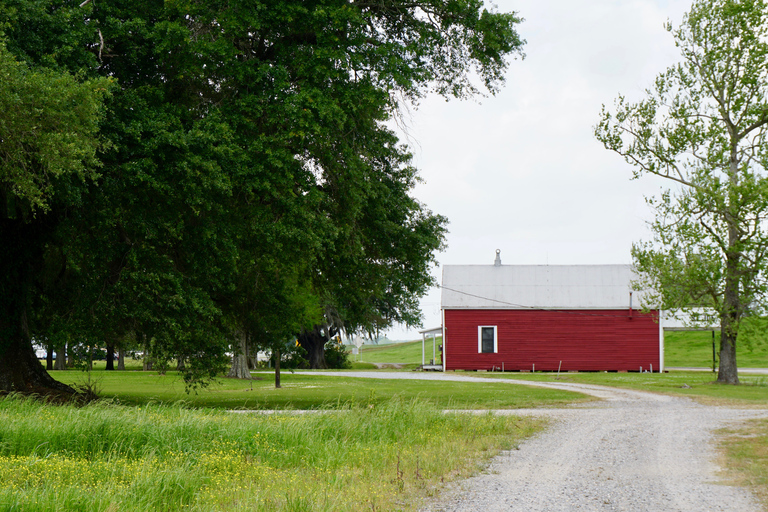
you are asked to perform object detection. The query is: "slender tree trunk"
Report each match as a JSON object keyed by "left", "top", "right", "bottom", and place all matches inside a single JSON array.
[
  {"left": 298, "top": 326, "right": 329, "bottom": 369},
  {"left": 227, "top": 331, "right": 251, "bottom": 379},
  {"left": 717, "top": 151, "right": 742, "bottom": 385},
  {"left": 717, "top": 251, "right": 741, "bottom": 384},
  {"left": 142, "top": 337, "right": 153, "bottom": 370},
  {"left": 274, "top": 347, "right": 281, "bottom": 389},
  {"left": 67, "top": 341, "right": 74, "bottom": 368},
  {"left": 105, "top": 341, "right": 115, "bottom": 371},
  {"left": 46, "top": 345, "right": 54, "bottom": 371}
]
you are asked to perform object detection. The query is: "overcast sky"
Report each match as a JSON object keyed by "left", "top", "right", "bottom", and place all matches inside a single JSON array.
[{"left": 384, "top": 0, "right": 692, "bottom": 341}]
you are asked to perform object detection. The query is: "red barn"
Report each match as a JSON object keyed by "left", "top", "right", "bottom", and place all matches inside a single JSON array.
[{"left": 440, "top": 259, "right": 663, "bottom": 373}]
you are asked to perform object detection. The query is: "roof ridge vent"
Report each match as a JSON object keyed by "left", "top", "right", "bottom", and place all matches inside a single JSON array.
[{"left": 494, "top": 249, "right": 501, "bottom": 267}]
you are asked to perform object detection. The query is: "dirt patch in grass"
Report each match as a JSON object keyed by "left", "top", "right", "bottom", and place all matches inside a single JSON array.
[{"left": 717, "top": 418, "right": 768, "bottom": 507}]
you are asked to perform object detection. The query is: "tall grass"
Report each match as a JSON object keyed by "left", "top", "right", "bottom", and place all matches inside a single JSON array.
[{"left": 0, "top": 395, "right": 544, "bottom": 511}]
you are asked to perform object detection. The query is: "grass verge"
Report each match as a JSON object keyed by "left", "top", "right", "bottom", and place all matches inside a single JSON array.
[
  {"left": 0, "top": 395, "right": 545, "bottom": 511},
  {"left": 718, "top": 418, "right": 768, "bottom": 506}
]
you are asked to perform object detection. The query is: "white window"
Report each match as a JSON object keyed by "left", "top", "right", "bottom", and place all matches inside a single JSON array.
[{"left": 478, "top": 326, "right": 497, "bottom": 354}]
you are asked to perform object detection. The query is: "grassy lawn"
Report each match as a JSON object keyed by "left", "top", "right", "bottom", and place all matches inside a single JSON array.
[
  {"left": 665, "top": 330, "right": 768, "bottom": 368},
  {"left": 50, "top": 369, "right": 590, "bottom": 410},
  {"left": 0, "top": 395, "right": 546, "bottom": 512},
  {"left": 22, "top": 357, "right": 768, "bottom": 510},
  {"left": 352, "top": 339, "right": 439, "bottom": 365}
]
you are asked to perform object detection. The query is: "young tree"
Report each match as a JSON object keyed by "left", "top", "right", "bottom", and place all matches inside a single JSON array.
[{"left": 595, "top": 0, "right": 768, "bottom": 384}]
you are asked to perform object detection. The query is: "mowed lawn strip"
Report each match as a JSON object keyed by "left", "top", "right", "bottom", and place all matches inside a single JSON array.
[{"left": 51, "top": 369, "right": 591, "bottom": 409}]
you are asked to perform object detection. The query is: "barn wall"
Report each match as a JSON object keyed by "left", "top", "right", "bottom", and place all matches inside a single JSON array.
[{"left": 443, "top": 309, "right": 660, "bottom": 372}]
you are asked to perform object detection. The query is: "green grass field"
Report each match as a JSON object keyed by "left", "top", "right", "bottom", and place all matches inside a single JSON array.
[
  {"left": 352, "top": 339, "right": 439, "bottom": 365},
  {"left": 51, "top": 369, "right": 590, "bottom": 410},
  {"left": 0, "top": 395, "right": 546, "bottom": 512},
  {"left": 17, "top": 334, "right": 768, "bottom": 511},
  {"left": 664, "top": 330, "right": 768, "bottom": 367}
]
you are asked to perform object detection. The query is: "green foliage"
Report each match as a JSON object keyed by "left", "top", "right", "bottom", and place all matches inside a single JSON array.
[
  {"left": 323, "top": 338, "right": 352, "bottom": 369},
  {"left": 595, "top": 0, "right": 768, "bottom": 383},
  {"left": 0, "top": 42, "right": 110, "bottom": 215}
]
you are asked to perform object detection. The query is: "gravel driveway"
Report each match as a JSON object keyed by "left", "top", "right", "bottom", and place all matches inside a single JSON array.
[{"left": 304, "top": 371, "right": 768, "bottom": 512}]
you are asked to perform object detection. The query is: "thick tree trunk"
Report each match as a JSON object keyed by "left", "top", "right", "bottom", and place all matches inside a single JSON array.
[
  {"left": 227, "top": 331, "right": 251, "bottom": 379},
  {"left": 0, "top": 335, "right": 75, "bottom": 395},
  {"left": 0, "top": 217, "right": 74, "bottom": 396},
  {"left": 54, "top": 344, "right": 66, "bottom": 370},
  {"left": 117, "top": 345, "right": 126, "bottom": 370},
  {"left": 298, "top": 326, "right": 329, "bottom": 369}
]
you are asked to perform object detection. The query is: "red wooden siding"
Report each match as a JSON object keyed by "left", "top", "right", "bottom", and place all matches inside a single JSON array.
[{"left": 443, "top": 309, "right": 660, "bottom": 372}]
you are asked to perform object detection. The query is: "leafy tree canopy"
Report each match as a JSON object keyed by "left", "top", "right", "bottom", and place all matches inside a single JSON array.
[{"left": 0, "top": 0, "right": 524, "bottom": 392}]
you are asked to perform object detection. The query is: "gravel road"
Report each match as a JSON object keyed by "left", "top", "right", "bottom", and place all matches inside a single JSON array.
[{"left": 303, "top": 371, "right": 768, "bottom": 512}]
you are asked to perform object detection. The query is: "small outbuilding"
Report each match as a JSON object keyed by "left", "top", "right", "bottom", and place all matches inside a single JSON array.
[{"left": 440, "top": 254, "right": 662, "bottom": 372}]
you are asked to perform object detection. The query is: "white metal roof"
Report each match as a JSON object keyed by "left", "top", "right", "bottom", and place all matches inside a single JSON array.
[{"left": 441, "top": 264, "right": 651, "bottom": 310}]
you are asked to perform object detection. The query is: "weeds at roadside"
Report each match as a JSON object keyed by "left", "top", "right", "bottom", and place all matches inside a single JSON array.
[{"left": 0, "top": 394, "right": 546, "bottom": 511}]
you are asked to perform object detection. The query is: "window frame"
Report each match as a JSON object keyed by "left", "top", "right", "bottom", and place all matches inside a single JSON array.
[{"left": 478, "top": 325, "right": 498, "bottom": 354}]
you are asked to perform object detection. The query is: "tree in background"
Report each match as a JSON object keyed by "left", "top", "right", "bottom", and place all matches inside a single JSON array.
[
  {"left": 595, "top": 0, "right": 768, "bottom": 384},
  {"left": 0, "top": 0, "right": 524, "bottom": 394}
]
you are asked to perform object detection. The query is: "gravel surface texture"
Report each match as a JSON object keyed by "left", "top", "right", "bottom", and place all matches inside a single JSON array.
[{"left": 303, "top": 371, "right": 768, "bottom": 512}]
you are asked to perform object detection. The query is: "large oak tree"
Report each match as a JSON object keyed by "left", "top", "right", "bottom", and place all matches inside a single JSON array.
[{"left": 0, "top": 0, "right": 524, "bottom": 394}]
